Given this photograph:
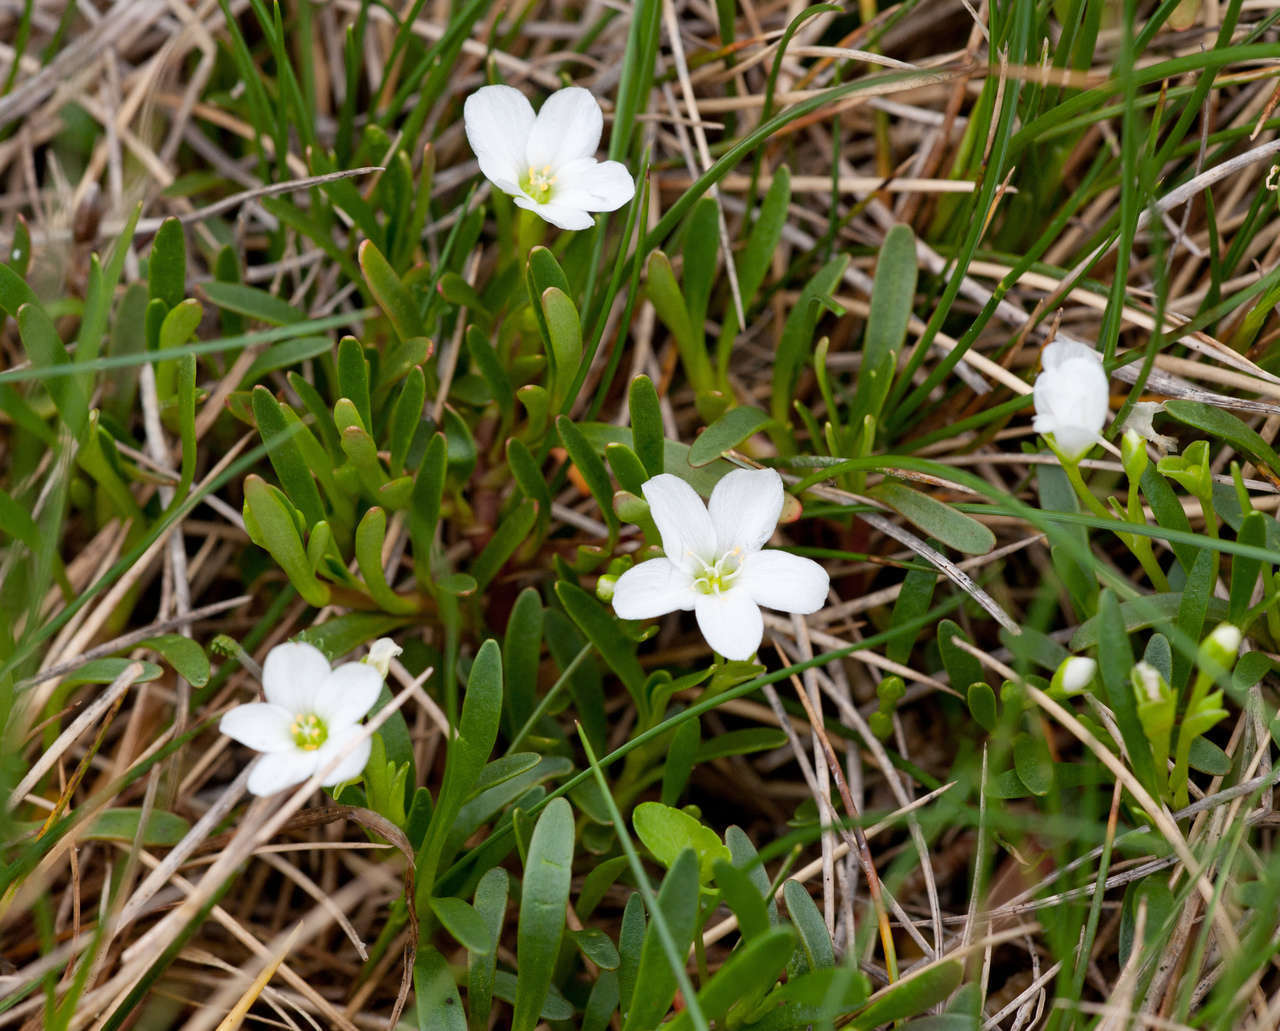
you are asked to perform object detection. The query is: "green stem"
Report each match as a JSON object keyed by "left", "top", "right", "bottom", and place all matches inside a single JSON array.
[{"left": 1057, "top": 444, "right": 1171, "bottom": 591}]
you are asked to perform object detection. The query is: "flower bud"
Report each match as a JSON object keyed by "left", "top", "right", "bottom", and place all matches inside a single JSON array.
[
  {"left": 365, "top": 638, "right": 402, "bottom": 678},
  {"left": 1052, "top": 656, "right": 1097, "bottom": 696},
  {"left": 596, "top": 573, "right": 617, "bottom": 603},
  {"left": 1130, "top": 661, "right": 1168, "bottom": 703},
  {"left": 1198, "top": 622, "right": 1242, "bottom": 675},
  {"left": 1121, "top": 428, "right": 1149, "bottom": 482}
]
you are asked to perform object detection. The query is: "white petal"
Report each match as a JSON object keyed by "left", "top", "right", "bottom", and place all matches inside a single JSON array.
[
  {"left": 694, "top": 588, "right": 764, "bottom": 661},
  {"left": 526, "top": 87, "right": 602, "bottom": 171},
  {"left": 1042, "top": 338, "right": 1099, "bottom": 372},
  {"left": 314, "top": 661, "right": 383, "bottom": 728},
  {"left": 512, "top": 195, "right": 595, "bottom": 231},
  {"left": 219, "top": 703, "right": 295, "bottom": 753},
  {"left": 247, "top": 751, "right": 316, "bottom": 796},
  {"left": 739, "top": 550, "right": 829, "bottom": 614},
  {"left": 312, "top": 727, "right": 372, "bottom": 786},
  {"left": 641, "top": 474, "right": 716, "bottom": 569},
  {"left": 612, "top": 558, "right": 697, "bottom": 619},
  {"left": 709, "top": 468, "right": 784, "bottom": 556},
  {"left": 262, "top": 641, "right": 331, "bottom": 713},
  {"left": 464, "top": 85, "right": 535, "bottom": 194},
  {"left": 553, "top": 158, "right": 635, "bottom": 212},
  {"left": 1050, "top": 423, "right": 1099, "bottom": 459}
]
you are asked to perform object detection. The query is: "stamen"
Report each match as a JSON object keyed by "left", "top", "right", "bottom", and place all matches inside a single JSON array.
[{"left": 290, "top": 713, "right": 328, "bottom": 751}]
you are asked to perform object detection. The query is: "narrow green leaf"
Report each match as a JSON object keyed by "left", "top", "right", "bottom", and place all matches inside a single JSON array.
[
  {"left": 688, "top": 406, "right": 772, "bottom": 466},
  {"left": 354, "top": 507, "right": 418, "bottom": 614},
  {"left": 85, "top": 808, "right": 190, "bottom": 846},
  {"left": 414, "top": 947, "right": 467, "bottom": 1031},
  {"left": 251, "top": 386, "right": 327, "bottom": 528},
  {"left": 469, "top": 867, "right": 508, "bottom": 1031},
  {"left": 783, "top": 879, "right": 834, "bottom": 972},
  {"left": 242, "top": 476, "right": 330, "bottom": 606},
  {"left": 388, "top": 366, "right": 426, "bottom": 477},
  {"left": 338, "top": 336, "right": 373, "bottom": 433},
  {"left": 415, "top": 638, "right": 503, "bottom": 897},
  {"left": 647, "top": 250, "right": 711, "bottom": 390},
  {"left": 541, "top": 287, "right": 582, "bottom": 408},
  {"left": 1173, "top": 545, "right": 1217, "bottom": 689},
  {"left": 555, "top": 582, "right": 646, "bottom": 716},
  {"left": 869, "top": 481, "right": 994, "bottom": 555},
  {"left": 467, "top": 325, "right": 514, "bottom": 424},
  {"left": 157, "top": 299, "right": 202, "bottom": 352},
  {"left": 141, "top": 634, "right": 209, "bottom": 687},
  {"left": 1013, "top": 732, "right": 1053, "bottom": 797},
  {"left": 557, "top": 415, "right": 619, "bottom": 539},
  {"left": 148, "top": 217, "right": 186, "bottom": 309},
  {"left": 471, "top": 500, "right": 539, "bottom": 592},
  {"left": 429, "top": 896, "right": 494, "bottom": 955},
  {"left": 629, "top": 375, "right": 664, "bottom": 477},
  {"left": 201, "top": 280, "right": 304, "bottom": 325},
  {"left": 660, "top": 718, "right": 700, "bottom": 806},
  {"left": 712, "top": 858, "right": 769, "bottom": 941},
  {"left": 622, "top": 849, "right": 701, "bottom": 1031},
  {"left": 512, "top": 796, "right": 575, "bottom": 1031},
  {"left": 772, "top": 254, "right": 848, "bottom": 428},
  {"left": 1096, "top": 589, "right": 1156, "bottom": 791},
  {"left": 665, "top": 927, "right": 797, "bottom": 1031},
  {"left": 849, "top": 960, "right": 964, "bottom": 1029},
  {"left": 360, "top": 238, "right": 425, "bottom": 341},
  {"left": 503, "top": 587, "right": 544, "bottom": 737},
  {"left": 682, "top": 196, "right": 720, "bottom": 332},
  {"left": 850, "top": 223, "right": 917, "bottom": 426},
  {"left": 408, "top": 433, "right": 447, "bottom": 581}
]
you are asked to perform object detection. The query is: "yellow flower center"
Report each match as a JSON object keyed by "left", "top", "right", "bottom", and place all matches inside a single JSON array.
[
  {"left": 290, "top": 713, "right": 328, "bottom": 751},
  {"left": 691, "top": 549, "right": 744, "bottom": 596},
  {"left": 521, "top": 164, "right": 556, "bottom": 204}
]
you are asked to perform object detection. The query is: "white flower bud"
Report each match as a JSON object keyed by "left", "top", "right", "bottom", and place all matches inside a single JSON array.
[
  {"left": 365, "top": 638, "right": 402, "bottom": 679},
  {"left": 1131, "top": 661, "right": 1164, "bottom": 702},
  {"left": 1198, "top": 623, "right": 1242, "bottom": 674},
  {"left": 1053, "top": 656, "right": 1097, "bottom": 695}
]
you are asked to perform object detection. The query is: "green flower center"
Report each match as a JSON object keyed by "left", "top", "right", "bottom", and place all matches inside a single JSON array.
[
  {"left": 691, "top": 549, "right": 743, "bottom": 596},
  {"left": 521, "top": 165, "right": 556, "bottom": 204},
  {"left": 290, "top": 713, "right": 328, "bottom": 751}
]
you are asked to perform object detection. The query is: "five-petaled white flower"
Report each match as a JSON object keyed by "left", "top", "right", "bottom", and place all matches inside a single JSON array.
[
  {"left": 464, "top": 84, "right": 635, "bottom": 230},
  {"left": 611, "top": 469, "right": 829, "bottom": 662},
  {"left": 219, "top": 641, "right": 382, "bottom": 796},
  {"left": 1032, "top": 338, "right": 1109, "bottom": 460}
]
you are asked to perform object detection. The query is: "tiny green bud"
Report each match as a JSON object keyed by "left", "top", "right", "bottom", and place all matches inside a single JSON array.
[
  {"left": 877, "top": 675, "right": 906, "bottom": 707},
  {"left": 1121, "top": 428, "right": 1148, "bottom": 481},
  {"left": 1052, "top": 655, "right": 1097, "bottom": 696},
  {"left": 596, "top": 574, "right": 617, "bottom": 603}
]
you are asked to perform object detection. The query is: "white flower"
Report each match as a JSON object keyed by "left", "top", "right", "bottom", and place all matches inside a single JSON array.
[
  {"left": 1032, "top": 338, "right": 1109, "bottom": 459},
  {"left": 463, "top": 85, "right": 635, "bottom": 230},
  {"left": 219, "top": 641, "right": 382, "bottom": 796},
  {"left": 365, "top": 637, "right": 402, "bottom": 679},
  {"left": 611, "top": 469, "right": 829, "bottom": 662}
]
